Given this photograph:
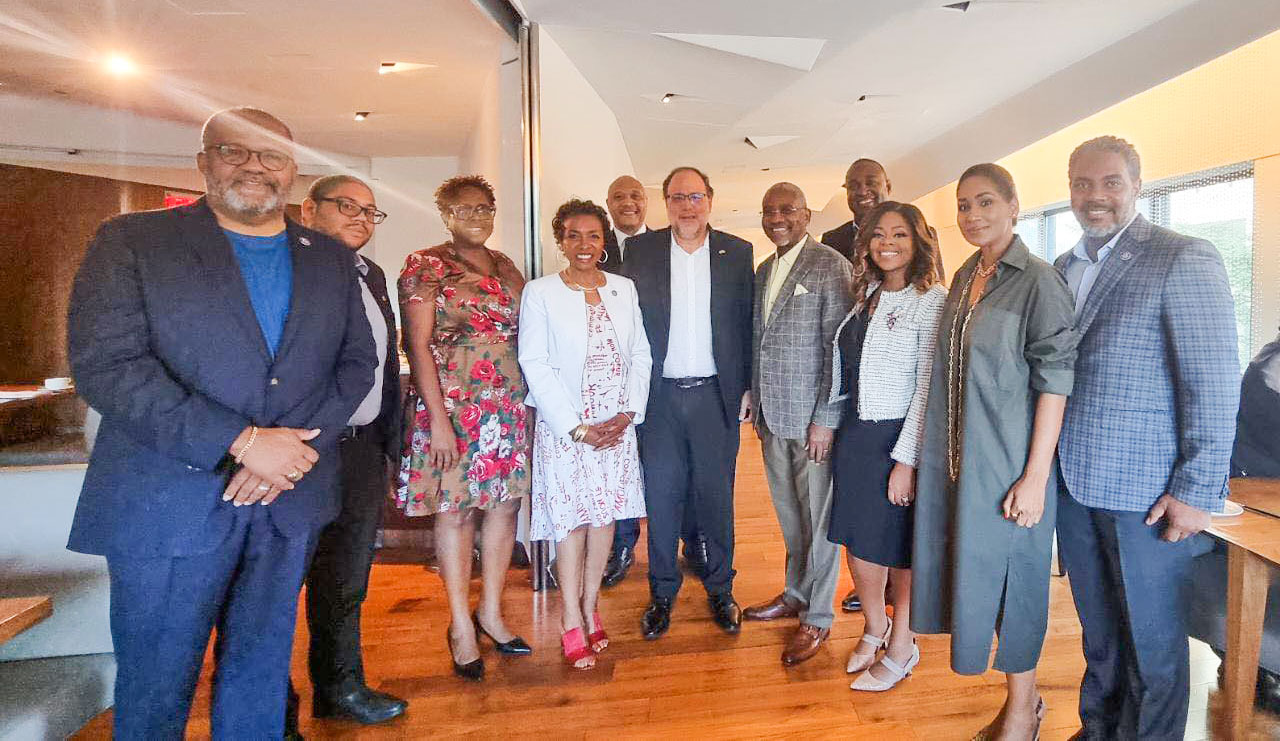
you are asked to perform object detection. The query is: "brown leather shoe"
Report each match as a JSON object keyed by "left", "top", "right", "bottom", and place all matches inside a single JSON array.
[
  {"left": 743, "top": 593, "right": 803, "bottom": 621},
  {"left": 781, "top": 623, "right": 830, "bottom": 666}
]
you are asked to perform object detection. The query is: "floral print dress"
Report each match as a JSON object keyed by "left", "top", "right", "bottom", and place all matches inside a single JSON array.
[{"left": 397, "top": 243, "right": 531, "bottom": 514}]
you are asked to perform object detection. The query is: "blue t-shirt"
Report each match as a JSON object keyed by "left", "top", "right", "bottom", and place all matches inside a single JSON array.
[{"left": 224, "top": 229, "right": 292, "bottom": 357}]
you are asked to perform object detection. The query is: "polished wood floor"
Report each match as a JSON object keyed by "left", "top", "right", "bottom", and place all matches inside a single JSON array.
[{"left": 76, "top": 433, "right": 1275, "bottom": 739}]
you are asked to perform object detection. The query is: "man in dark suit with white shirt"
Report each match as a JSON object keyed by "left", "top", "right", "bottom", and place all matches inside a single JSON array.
[
  {"left": 286, "top": 175, "right": 407, "bottom": 731},
  {"left": 821, "top": 158, "right": 892, "bottom": 264},
  {"left": 66, "top": 107, "right": 377, "bottom": 738},
  {"left": 600, "top": 174, "right": 709, "bottom": 587},
  {"left": 623, "top": 166, "right": 754, "bottom": 639}
]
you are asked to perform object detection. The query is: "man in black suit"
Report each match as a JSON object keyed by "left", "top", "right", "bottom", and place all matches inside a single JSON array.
[
  {"left": 821, "top": 157, "right": 892, "bottom": 263},
  {"left": 623, "top": 166, "right": 753, "bottom": 639},
  {"left": 285, "top": 175, "right": 407, "bottom": 729},
  {"left": 66, "top": 107, "right": 377, "bottom": 738},
  {"left": 599, "top": 174, "right": 709, "bottom": 587}
]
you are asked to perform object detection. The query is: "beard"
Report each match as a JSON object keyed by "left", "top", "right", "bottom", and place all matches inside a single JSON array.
[{"left": 209, "top": 175, "right": 286, "bottom": 220}]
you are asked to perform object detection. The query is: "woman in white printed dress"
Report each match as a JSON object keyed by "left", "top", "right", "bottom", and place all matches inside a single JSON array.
[{"left": 518, "top": 199, "right": 651, "bottom": 670}]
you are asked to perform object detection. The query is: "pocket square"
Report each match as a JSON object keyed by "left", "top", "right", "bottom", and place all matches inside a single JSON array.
[{"left": 793, "top": 284, "right": 810, "bottom": 296}]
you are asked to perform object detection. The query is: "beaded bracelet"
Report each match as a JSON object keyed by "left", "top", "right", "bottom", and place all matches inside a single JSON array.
[{"left": 234, "top": 425, "right": 259, "bottom": 465}]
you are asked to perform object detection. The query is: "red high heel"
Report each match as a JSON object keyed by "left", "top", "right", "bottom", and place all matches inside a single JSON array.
[
  {"left": 587, "top": 611, "right": 609, "bottom": 653},
  {"left": 561, "top": 627, "right": 595, "bottom": 669}
]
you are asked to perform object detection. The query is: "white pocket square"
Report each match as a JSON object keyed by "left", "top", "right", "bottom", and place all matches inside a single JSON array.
[{"left": 793, "top": 284, "right": 810, "bottom": 296}]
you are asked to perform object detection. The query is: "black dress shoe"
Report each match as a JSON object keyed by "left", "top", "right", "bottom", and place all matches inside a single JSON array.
[
  {"left": 602, "top": 545, "right": 634, "bottom": 588},
  {"left": 682, "top": 537, "right": 709, "bottom": 578},
  {"left": 708, "top": 593, "right": 741, "bottom": 635},
  {"left": 642, "top": 597, "right": 673, "bottom": 640},
  {"left": 313, "top": 685, "right": 408, "bottom": 725},
  {"left": 473, "top": 612, "right": 533, "bottom": 655},
  {"left": 841, "top": 590, "right": 862, "bottom": 613},
  {"left": 446, "top": 627, "right": 484, "bottom": 681}
]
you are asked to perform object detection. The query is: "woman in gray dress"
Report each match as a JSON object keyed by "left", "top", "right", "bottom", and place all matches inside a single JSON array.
[{"left": 910, "top": 164, "right": 1077, "bottom": 741}]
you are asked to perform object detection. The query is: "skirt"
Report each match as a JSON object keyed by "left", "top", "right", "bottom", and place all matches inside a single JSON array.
[{"left": 828, "top": 417, "right": 912, "bottom": 569}]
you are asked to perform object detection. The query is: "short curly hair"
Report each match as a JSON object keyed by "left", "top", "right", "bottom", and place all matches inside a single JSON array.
[
  {"left": 434, "top": 174, "right": 495, "bottom": 214},
  {"left": 551, "top": 198, "right": 610, "bottom": 243}
]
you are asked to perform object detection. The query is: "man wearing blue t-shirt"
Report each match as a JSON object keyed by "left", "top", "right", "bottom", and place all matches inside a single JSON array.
[{"left": 67, "top": 107, "right": 377, "bottom": 739}]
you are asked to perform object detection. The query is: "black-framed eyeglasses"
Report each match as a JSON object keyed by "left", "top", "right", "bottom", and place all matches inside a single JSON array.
[
  {"left": 761, "top": 206, "right": 806, "bottom": 218},
  {"left": 317, "top": 196, "right": 388, "bottom": 224},
  {"left": 449, "top": 204, "right": 496, "bottom": 220},
  {"left": 204, "top": 143, "right": 293, "bottom": 172},
  {"left": 666, "top": 192, "right": 707, "bottom": 205}
]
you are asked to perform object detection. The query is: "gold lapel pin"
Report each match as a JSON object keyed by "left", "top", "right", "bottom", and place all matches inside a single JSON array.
[{"left": 717, "top": 249, "right": 726, "bottom": 254}]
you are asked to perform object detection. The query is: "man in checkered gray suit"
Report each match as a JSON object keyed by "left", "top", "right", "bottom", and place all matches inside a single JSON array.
[
  {"left": 1053, "top": 136, "right": 1240, "bottom": 740},
  {"left": 741, "top": 182, "right": 852, "bottom": 666}
]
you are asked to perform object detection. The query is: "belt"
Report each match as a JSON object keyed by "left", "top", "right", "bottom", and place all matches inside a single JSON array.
[
  {"left": 663, "top": 375, "right": 717, "bottom": 389},
  {"left": 339, "top": 423, "right": 378, "bottom": 441}
]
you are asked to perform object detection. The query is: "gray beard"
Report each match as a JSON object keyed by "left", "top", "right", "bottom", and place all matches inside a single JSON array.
[{"left": 215, "top": 183, "right": 284, "bottom": 220}]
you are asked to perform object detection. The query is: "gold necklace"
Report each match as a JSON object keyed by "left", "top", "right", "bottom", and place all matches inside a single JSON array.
[
  {"left": 946, "top": 264, "right": 984, "bottom": 483},
  {"left": 974, "top": 260, "right": 998, "bottom": 278},
  {"left": 561, "top": 269, "right": 605, "bottom": 292}
]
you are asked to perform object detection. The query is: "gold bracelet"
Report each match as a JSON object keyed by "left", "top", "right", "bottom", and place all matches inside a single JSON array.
[
  {"left": 570, "top": 424, "right": 588, "bottom": 442},
  {"left": 234, "top": 425, "right": 259, "bottom": 465}
]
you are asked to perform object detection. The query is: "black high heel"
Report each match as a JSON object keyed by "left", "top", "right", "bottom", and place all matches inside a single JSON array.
[
  {"left": 473, "top": 612, "right": 533, "bottom": 656},
  {"left": 447, "top": 626, "right": 485, "bottom": 681}
]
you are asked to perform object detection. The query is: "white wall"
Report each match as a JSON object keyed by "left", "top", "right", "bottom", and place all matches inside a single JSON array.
[
  {"left": 536, "top": 27, "right": 636, "bottom": 277},
  {"left": 365, "top": 156, "right": 460, "bottom": 283}
]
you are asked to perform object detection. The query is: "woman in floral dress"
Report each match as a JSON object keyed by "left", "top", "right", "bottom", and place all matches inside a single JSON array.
[
  {"left": 518, "top": 199, "right": 650, "bottom": 669},
  {"left": 398, "top": 175, "right": 532, "bottom": 680}
]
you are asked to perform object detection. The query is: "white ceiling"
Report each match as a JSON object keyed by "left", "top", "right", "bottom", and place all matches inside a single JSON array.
[
  {"left": 524, "top": 0, "right": 1280, "bottom": 230},
  {"left": 0, "top": 0, "right": 512, "bottom": 158}
]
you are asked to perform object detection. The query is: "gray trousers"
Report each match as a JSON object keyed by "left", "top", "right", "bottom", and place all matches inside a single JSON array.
[{"left": 759, "top": 423, "right": 840, "bottom": 629}]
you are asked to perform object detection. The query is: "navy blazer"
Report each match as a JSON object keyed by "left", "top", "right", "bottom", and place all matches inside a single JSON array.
[
  {"left": 358, "top": 256, "right": 404, "bottom": 461},
  {"left": 67, "top": 199, "right": 378, "bottom": 558},
  {"left": 601, "top": 229, "right": 625, "bottom": 274},
  {"left": 622, "top": 226, "right": 754, "bottom": 427}
]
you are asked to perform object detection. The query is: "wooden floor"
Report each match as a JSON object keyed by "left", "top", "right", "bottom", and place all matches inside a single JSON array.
[{"left": 75, "top": 433, "right": 1276, "bottom": 739}]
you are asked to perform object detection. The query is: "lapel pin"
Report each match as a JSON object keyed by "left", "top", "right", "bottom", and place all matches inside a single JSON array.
[
  {"left": 299, "top": 236, "right": 311, "bottom": 247},
  {"left": 1120, "top": 251, "right": 1133, "bottom": 261},
  {"left": 611, "top": 289, "right": 617, "bottom": 296},
  {"left": 718, "top": 249, "right": 726, "bottom": 254}
]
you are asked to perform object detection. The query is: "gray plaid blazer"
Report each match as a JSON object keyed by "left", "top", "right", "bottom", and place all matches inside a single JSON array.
[
  {"left": 751, "top": 237, "right": 852, "bottom": 440},
  {"left": 1054, "top": 215, "right": 1240, "bottom": 512}
]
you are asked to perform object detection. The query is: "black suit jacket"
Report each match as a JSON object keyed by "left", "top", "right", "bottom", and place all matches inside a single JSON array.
[
  {"left": 601, "top": 230, "right": 625, "bottom": 274},
  {"left": 357, "top": 257, "right": 403, "bottom": 461},
  {"left": 67, "top": 198, "right": 377, "bottom": 558},
  {"left": 821, "top": 220, "right": 859, "bottom": 263},
  {"left": 622, "top": 227, "right": 754, "bottom": 427}
]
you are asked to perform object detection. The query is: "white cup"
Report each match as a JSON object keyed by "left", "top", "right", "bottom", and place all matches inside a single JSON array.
[{"left": 44, "top": 377, "right": 73, "bottom": 390}]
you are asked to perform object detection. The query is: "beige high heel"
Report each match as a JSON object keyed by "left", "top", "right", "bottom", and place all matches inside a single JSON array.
[
  {"left": 846, "top": 615, "right": 892, "bottom": 674},
  {"left": 972, "top": 695, "right": 1045, "bottom": 741},
  {"left": 850, "top": 641, "right": 919, "bottom": 692}
]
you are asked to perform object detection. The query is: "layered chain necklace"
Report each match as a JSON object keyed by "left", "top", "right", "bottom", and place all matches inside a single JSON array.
[
  {"left": 945, "top": 260, "right": 996, "bottom": 483},
  {"left": 561, "top": 269, "right": 605, "bottom": 292}
]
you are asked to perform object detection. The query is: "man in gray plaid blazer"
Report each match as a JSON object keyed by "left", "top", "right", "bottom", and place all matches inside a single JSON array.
[
  {"left": 1053, "top": 136, "right": 1240, "bottom": 740},
  {"left": 742, "top": 183, "right": 852, "bottom": 666}
]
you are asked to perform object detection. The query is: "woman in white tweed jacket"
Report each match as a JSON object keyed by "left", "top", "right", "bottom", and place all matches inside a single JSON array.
[{"left": 826, "top": 201, "right": 945, "bottom": 692}]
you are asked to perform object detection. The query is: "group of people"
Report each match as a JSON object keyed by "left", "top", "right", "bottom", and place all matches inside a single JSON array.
[{"left": 66, "top": 103, "right": 1242, "bottom": 741}]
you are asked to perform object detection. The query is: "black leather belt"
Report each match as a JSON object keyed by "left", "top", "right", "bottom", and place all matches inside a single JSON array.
[
  {"left": 664, "top": 375, "right": 717, "bottom": 389},
  {"left": 339, "top": 423, "right": 377, "bottom": 441}
]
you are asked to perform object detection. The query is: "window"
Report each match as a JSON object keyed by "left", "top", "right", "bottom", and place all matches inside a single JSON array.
[{"left": 1018, "top": 163, "right": 1254, "bottom": 365}]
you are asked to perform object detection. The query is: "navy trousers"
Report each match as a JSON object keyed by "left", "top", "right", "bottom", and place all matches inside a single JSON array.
[
  {"left": 1057, "top": 487, "right": 1212, "bottom": 740},
  {"left": 638, "top": 380, "right": 739, "bottom": 600},
  {"left": 107, "top": 504, "right": 316, "bottom": 740},
  {"left": 612, "top": 498, "right": 702, "bottom": 551}
]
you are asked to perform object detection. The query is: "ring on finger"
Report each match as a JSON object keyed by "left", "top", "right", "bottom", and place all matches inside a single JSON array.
[
  {"left": 256, "top": 483, "right": 271, "bottom": 491},
  {"left": 286, "top": 470, "right": 302, "bottom": 482}
]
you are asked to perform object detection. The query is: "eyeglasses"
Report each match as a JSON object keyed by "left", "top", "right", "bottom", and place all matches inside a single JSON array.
[
  {"left": 316, "top": 196, "right": 388, "bottom": 224},
  {"left": 448, "top": 204, "right": 496, "bottom": 220},
  {"left": 666, "top": 192, "right": 708, "bottom": 205},
  {"left": 204, "top": 144, "right": 293, "bottom": 172},
  {"left": 761, "top": 206, "right": 806, "bottom": 218}
]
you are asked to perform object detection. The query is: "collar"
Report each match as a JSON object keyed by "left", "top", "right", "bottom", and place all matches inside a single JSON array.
[
  {"left": 1070, "top": 212, "right": 1138, "bottom": 264},
  {"left": 774, "top": 234, "right": 808, "bottom": 266},
  {"left": 997, "top": 235, "right": 1031, "bottom": 271},
  {"left": 670, "top": 229, "right": 710, "bottom": 255},
  {"left": 353, "top": 252, "right": 369, "bottom": 276},
  {"left": 616, "top": 224, "right": 647, "bottom": 245}
]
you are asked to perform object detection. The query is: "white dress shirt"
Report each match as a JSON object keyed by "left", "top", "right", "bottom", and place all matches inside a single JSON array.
[
  {"left": 1061, "top": 213, "right": 1137, "bottom": 317},
  {"left": 348, "top": 254, "right": 388, "bottom": 426},
  {"left": 614, "top": 224, "right": 646, "bottom": 262},
  {"left": 663, "top": 232, "right": 717, "bottom": 378}
]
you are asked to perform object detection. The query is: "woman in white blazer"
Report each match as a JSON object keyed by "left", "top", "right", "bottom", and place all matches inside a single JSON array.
[{"left": 518, "top": 199, "right": 651, "bottom": 670}]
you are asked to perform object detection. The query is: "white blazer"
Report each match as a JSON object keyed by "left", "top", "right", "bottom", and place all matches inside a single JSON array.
[{"left": 518, "top": 272, "right": 653, "bottom": 438}]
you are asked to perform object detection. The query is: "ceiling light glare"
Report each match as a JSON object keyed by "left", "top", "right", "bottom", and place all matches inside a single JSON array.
[
  {"left": 354, "top": 111, "right": 370, "bottom": 121},
  {"left": 105, "top": 53, "right": 138, "bottom": 76}
]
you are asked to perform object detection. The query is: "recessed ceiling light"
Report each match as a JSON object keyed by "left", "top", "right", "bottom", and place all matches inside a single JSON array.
[
  {"left": 943, "top": 2, "right": 971, "bottom": 11},
  {"left": 354, "top": 111, "right": 370, "bottom": 121},
  {"left": 104, "top": 53, "right": 138, "bottom": 76},
  {"left": 661, "top": 92, "right": 675, "bottom": 103},
  {"left": 378, "top": 61, "right": 435, "bottom": 74}
]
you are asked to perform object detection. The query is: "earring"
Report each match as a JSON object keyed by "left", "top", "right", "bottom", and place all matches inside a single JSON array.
[{"left": 598, "top": 251, "right": 608, "bottom": 265}]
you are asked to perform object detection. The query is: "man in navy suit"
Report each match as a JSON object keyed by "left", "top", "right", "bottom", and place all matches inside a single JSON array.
[
  {"left": 67, "top": 107, "right": 377, "bottom": 739},
  {"left": 287, "top": 175, "right": 406, "bottom": 728},
  {"left": 623, "top": 166, "right": 754, "bottom": 639},
  {"left": 1053, "top": 136, "right": 1240, "bottom": 739}
]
